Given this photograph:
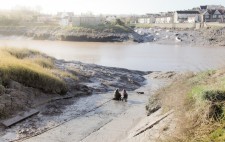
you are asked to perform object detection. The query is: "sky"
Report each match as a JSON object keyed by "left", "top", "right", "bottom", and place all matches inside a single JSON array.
[{"left": 0, "top": 0, "right": 225, "bottom": 15}]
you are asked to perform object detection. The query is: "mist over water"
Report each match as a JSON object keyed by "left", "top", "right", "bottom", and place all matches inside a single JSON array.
[{"left": 1, "top": 39, "right": 225, "bottom": 72}]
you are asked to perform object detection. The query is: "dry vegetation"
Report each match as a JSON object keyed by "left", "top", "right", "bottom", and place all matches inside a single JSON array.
[
  {"left": 0, "top": 48, "right": 67, "bottom": 94},
  {"left": 147, "top": 70, "right": 225, "bottom": 142}
]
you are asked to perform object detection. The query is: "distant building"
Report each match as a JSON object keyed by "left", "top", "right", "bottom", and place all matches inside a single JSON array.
[
  {"left": 57, "top": 12, "right": 74, "bottom": 26},
  {"left": 105, "top": 16, "right": 117, "bottom": 22},
  {"left": 200, "top": 5, "right": 225, "bottom": 10},
  {"left": 199, "top": 5, "right": 225, "bottom": 23},
  {"left": 155, "top": 16, "right": 173, "bottom": 24},
  {"left": 174, "top": 11, "right": 200, "bottom": 23},
  {"left": 187, "top": 16, "right": 197, "bottom": 23},
  {"left": 155, "top": 12, "right": 173, "bottom": 24},
  {"left": 72, "top": 16, "right": 103, "bottom": 26},
  {"left": 202, "top": 9, "right": 225, "bottom": 22},
  {"left": 137, "top": 14, "right": 158, "bottom": 24},
  {"left": 127, "top": 16, "right": 138, "bottom": 24},
  {"left": 138, "top": 17, "right": 152, "bottom": 24}
]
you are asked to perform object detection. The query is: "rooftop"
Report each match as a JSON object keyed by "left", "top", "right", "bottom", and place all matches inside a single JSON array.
[{"left": 176, "top": 11, "right": 200, "bottom": 14}]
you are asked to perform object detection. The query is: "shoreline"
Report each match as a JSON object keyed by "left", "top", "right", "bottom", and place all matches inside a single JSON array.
[
  {"left": 0, "top": 52, "right": 149, "bottom": 142},
  {"left": 0, "top": 26, "right": 147, "bottom": 43},
  {"left": 0, "top": 26, "right": 225, "bottom": 47},
  {"left": 0, "top": 49, "right": 178, "bottom": 142}
]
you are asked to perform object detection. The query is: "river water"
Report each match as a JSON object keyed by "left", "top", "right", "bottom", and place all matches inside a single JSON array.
[
  {"left": 1, "top": 39, "right": 225, "bottom": 142},
  {"left": 1, "top": 38, "right": 225, "bottom": 71}
]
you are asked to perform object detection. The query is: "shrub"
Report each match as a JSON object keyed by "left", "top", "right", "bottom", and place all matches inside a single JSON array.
[
  {"left": 203, "top": 90, "right": 225, "bottom": 102},
  {"left": 148, "top": 70, "right": 225, "bottom": 141}
]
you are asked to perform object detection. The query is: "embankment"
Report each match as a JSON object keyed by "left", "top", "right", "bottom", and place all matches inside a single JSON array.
[
  {"left": 0, "top": 26, "right": 131, "bottom": 42},
  {"left": 137, "top": 27, "right": 225, "bottom": 47},
  {"left": 146, "top": 69, "right": 225, "bottom": 141}
]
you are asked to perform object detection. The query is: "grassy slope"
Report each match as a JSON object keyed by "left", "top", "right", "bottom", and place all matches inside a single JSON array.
[
  {"left": 147, "top": 70, "right": 225, "bottom": 142},
  {"left": 0, "top": 48, "right": 67, "bottom": 94}
]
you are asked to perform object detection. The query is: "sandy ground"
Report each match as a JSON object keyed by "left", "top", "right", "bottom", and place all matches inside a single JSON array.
[{"left": 17, "top": 74, "right": 175, "bottom": 142}]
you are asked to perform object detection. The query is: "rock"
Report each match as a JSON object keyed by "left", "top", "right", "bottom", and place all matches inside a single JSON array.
[
  {"left": 137, "top": 92, "right": 144, "bottom": 94},
  {"left": 147, "top": 105, "right": 161, "bottom": 116}
]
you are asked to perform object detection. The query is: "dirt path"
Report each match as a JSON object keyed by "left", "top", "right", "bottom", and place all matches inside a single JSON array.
[{"left": 20, "top": 77, "right": 169, "bottom": 142}]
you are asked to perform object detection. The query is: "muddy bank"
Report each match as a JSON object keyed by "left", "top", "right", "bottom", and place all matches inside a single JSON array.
[
  {"left": 0, "top": 26, "right": 156, "bottom": 43},
  {"left": 135, "top": 27, "right": 225, "bottom": 47},
  {"left": 1, "top": 26, "right": 225, "bottom": 45},
  {"left": 2, "top": 72, "right": 171, "bottom": 142},
  {"left": 0, "top": 57, "right": 147, "bottom": 120},
  {"left": 56, "top": 60, "right": 147, "bottom": 93},
  {"left": 0, "top": 26, "right": 132, "bottom": 42},
  {"left": 0, "top": 56, "right": 147, "bottom": 141}
]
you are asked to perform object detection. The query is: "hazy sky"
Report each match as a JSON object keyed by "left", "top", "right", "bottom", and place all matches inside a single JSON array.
[{"left": 1, "top": 0, "right": 225, "bottom": 14}]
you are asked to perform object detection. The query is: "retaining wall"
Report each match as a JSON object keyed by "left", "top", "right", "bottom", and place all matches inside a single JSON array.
[{"left": 151, "top": 22, "right": 225, "bottom": 29}]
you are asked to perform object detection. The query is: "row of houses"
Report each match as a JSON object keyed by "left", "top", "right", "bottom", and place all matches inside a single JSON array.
[
  {"left": 36, "top": 5, "right": 225, "bottom": 27},
  {"left": 203, "top": 9, "right": 225, "bottom": 22},
  {"left": 138, "top": 5, "right": 225, "bottom": 24}
]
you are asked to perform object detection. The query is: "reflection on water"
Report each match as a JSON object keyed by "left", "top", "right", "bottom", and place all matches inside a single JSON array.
[{"left": 1, "top": 38, "right": 225, "bottom": 71}]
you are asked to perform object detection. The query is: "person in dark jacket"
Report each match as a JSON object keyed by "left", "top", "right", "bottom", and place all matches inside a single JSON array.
[
  {"left": 122, "top": 89, "right": 128, "bottom": 102},
  {"left": 113, "top": 89, "right": 121, "bottom": 101}
]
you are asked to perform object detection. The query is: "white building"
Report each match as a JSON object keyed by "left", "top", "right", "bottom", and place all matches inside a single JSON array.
[
  {"left": 138, "top": 16, "right": 156, "bottom": 24},
  {"left": 57, "top": 12, "right": 74, "bottom": 26},
  {"left": 155, "top": 16, "right": 173, "bottom": 23},
  {"left": 105, "top": 16, "right": 117, "bottom": 22},
  {"left": 72, "top": 17, "right": 103, "bottom": 26},
  {"left": 138, "top": 18, "right": 151, "bottom": 24},
  {"left": 188, "top": 16, "right": 197, "bottom": 23},
  {"left": 174, "top": 11, "right": 200, "bottom": 23}
]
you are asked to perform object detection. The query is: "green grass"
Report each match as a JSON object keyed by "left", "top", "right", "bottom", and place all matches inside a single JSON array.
[
  {"left": 0, "top": 48, "right": 67, "bottom": 94},
  {"left": 147, "top": 69, "right": 225, "bottom": 141},
  {"left": 208, "top": 127, "right": 225, "bottom": 142}
]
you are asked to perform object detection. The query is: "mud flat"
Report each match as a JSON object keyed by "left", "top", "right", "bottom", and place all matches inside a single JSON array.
[
  {"left": 135, "top": 27, "right": 225, "bottom": 47},
  {"left": 0, "top": 53, "right": 148, "bottom": 142},
  {"left": 7, "top": 72, "right": 175, "bottom": 142}
]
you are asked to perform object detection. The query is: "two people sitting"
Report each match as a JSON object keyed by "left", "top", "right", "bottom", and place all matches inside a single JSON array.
[{"left": 113, "top": 89, "right": 128, "bottom": 102}]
